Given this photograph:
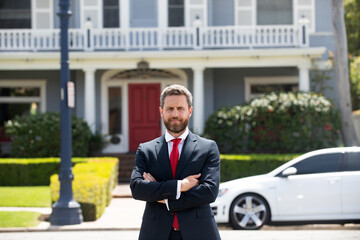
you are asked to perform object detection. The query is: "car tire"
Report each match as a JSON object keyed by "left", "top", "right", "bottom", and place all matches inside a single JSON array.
[{"left": 229, "top": 193, "right": 270, "bottom": 230}]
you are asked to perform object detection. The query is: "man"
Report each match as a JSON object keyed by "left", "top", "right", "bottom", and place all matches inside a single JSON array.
[{"left": 130, "top": 84, "right": 221, "bottom": 240}]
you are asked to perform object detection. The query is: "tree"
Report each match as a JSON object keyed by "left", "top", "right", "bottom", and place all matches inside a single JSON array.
[
  {"left": 331, "top": 0, "right": 359, "bottom": 146},
  {"left": 344, "top": 0, "right": 360, "bottom": 57}
]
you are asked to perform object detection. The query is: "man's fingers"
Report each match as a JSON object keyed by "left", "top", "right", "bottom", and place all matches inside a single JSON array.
[{"left": 143, "top": 172, "right": 157, "bottom": 182}]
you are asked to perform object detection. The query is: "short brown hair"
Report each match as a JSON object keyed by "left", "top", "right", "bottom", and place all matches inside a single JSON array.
[{"left": 160, "top": 84, "right": 193, "bottom": 109}]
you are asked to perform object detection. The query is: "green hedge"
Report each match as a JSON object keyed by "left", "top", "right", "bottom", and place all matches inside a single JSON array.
[
  {"left": 0, "top": 158, "right": 87, "bottom": 186},
  {"left": 205, "top": 92, "right": 340, "bottom": 153},
  {"left": 50, "top": 158, "right": 118, "bottom": 221},
  {"left": 220, "top": 154, "right": 300, "bottom": 182}
]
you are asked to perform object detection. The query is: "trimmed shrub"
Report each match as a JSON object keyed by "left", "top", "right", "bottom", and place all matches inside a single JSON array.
[
  {"left": 0, "top": 158, "right": 88, "bottom": 186},
  {"left": 205, "top": 92, "right": 340, "bottom": 153},
  {"left": 220, "top": 154, "right": 300, "bottom": 182},
  {"left": 5, "top": 112, "right": 92, "bottom": 157},
  {"left": 50, "top": 158, "right": 118, "bottom": 221}
]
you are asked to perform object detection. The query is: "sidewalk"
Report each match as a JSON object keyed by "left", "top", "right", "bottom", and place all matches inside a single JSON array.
[{"left": 0, "top": 184, "right": 145, "bottom": 232}]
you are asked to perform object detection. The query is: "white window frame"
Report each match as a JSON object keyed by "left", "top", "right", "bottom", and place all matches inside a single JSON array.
[
  {"left": 31, "top": 0, "right": 54, "bottom": 29},
  {"left": 244, "top": 76, "right": 298, "bottom": 101},
  {"left": 0, "top": 80, "right": 47, "bottom": 113}
]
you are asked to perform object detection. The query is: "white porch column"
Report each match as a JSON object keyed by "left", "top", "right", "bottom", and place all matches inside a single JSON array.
[
  {"left": 158, "top": 0, "right": 168, "bottom": 28},
  {"left": 84, "top": 68, "right": 96, "bottom": 132},
  {"left": 120, "top": 0, "right": 130, "bottom": 29},
  {"left": 193, "top": 66, "right": 205, "bottom": 135},
  {"left": 298, "top": 64, "right": 310, "bottom": 91}
]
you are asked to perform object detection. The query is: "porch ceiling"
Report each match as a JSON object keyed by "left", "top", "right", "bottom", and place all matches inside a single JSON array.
[{"left": 0, "top": 47, "right": 326, "bottom": 70}]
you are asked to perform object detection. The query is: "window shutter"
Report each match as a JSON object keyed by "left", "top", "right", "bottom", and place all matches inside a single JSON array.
[
  {"left": 235, "top": 0, "right": 256, "bottom": 26},
  {"left": 31, "top": 0, "right": 54, "bottom": 29}
]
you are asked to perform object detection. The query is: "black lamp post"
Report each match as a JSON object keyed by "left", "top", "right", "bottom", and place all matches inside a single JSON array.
[{"left": 50, "top": 0, "right": 82, "bottom": 225}]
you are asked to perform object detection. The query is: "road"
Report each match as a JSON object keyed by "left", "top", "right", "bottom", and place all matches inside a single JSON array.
[{"left": 1, "top": 230, "right": 360, "bottom": 240}]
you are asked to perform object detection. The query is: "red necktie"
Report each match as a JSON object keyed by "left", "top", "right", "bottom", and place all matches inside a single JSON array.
[{"left": 170, "top": 138, "right": 181, "bottom": 230}]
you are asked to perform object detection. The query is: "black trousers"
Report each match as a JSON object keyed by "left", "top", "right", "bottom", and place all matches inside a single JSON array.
[{"left": 169, "top": 229, "right": 183, "bottom": 240}]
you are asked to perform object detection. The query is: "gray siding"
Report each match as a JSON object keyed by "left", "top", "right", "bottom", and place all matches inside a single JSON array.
[
  {"left": 130, "top": 0, "right": 158, "bottom": 27},
  {"left": 315, "top": 0, "right": 333, "bottom": 32},
  {"left": 208, "top": 0, "right": 234, "bottom": 26}
]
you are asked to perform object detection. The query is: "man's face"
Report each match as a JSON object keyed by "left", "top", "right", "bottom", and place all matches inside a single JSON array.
[{"left": 160, "top": 95, "right": 193, "bottom": 136}]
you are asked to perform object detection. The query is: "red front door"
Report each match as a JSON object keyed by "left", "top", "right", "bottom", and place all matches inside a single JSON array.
[{"left": 129, "top": 83, "right": 161, "bottom": 152}]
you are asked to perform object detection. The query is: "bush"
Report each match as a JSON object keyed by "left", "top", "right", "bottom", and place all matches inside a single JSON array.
[
  {"left": 205, "top": 92, "right": 340, "bottom": 153},
  {"left": 220, "top": 154, "right": 300, "bottom": 182},
  {"left": 0, "top": 158, "right": 87, "bottom": 186},
  {"left": 5, "top": 112, "right": 92, "bottom": 157},
  {"left": 50, "top": 158, "right": 118, "bottom": 221}
]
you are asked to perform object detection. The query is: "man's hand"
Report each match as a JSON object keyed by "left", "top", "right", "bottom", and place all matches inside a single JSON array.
[
  {"left": 181, "top": 173, "right": 201, "bottom": 192},
  {"left": 143, "top": 172, "right": 165, "bottom": 204}
]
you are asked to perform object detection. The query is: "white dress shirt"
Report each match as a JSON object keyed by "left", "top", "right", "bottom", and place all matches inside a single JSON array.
[{"left": 164, "top": 127, "right": 189, "bottom": 209}]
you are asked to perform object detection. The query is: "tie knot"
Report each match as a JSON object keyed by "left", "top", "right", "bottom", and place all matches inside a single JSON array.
[{"left": 171, "top": 138, "right": 181, "bottom": 147}]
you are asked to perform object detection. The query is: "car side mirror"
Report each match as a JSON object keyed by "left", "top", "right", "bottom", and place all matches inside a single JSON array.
[{"left": 281, "top": 167, "right": 297, "bottom": 177}]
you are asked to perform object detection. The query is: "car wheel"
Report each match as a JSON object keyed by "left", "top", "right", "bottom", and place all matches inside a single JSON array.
[{"left": 229, "top": 193, "right": 270, "bottom": 230}]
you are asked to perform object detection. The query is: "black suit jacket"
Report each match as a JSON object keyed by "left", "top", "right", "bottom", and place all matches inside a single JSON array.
[{"left": 130, "top": 131, "right": 221, "bottom": 240}]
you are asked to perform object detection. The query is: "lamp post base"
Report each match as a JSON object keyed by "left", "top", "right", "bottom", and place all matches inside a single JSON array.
[{"left": 50, "top": 200, "right": 83, "bottom": 225}]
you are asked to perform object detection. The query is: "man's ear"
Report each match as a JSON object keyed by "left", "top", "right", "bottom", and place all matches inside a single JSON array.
[
  {"left": 159, "top": 107, "right": 163, "bottom": 117},
  {"left": 189, "top": 106, "right": 193, "bottom": 117}
]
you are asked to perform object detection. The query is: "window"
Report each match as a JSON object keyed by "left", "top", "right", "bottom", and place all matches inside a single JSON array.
[
  {"left": 168, "top": 0, "right": 184, "bottom": 27},
  {"left": 103, "top": 0, "right": 119, "bottom": 28},
  {"left": 0, "top": 81, "right": 46, "bottom": 142},
  {"left": 0, "top": 0, "right": 31, "bottom": 28},
  {"left": 257, "top": 0, "right": 293, "bottom": 25},
  {"left": 292, "top": 153, "right": 342, "bottom": 175},
  {"left": 244, "top": 76, "right": 298, "bottom": 101},
  {"left": 108, "top": 87, "right": 122, "bottom": 135},
  {"left": 344, "top": 152, "right": 360, "bottom": 171}
]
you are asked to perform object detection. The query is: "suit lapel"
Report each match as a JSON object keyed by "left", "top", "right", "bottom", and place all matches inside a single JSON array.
[
  {"left": 155, "top": 135, "right": 173, "bottom": 180},
  {"left": 175, "top": 132, "right": 197, "bottom": 179}
]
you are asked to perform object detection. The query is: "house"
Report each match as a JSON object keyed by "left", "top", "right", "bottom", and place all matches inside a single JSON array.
[{"left": 0, "top": 0, "right": 335, "bottom": 155}]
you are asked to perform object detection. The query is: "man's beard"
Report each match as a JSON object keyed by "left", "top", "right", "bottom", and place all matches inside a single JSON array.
[{"left": 163, "top": 117, "right": 189, "bottom": 134}]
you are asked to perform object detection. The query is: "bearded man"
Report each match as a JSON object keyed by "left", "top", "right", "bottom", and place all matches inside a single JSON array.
[{"left": 130, "top": 84, "right": 221, "bottom": 240}]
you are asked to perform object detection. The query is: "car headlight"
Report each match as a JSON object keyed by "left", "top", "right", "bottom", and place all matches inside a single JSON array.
[{"left": 218, "top": 188, "right": 228, "bottom": 197}]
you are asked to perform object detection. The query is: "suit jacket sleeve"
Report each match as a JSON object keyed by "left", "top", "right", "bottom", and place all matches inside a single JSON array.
[
  {"left": 130, "top": 144, "right": 178, "bottom": 202},
  {"left": 167, "top": 140, "right": 220, "bottom": 212}
]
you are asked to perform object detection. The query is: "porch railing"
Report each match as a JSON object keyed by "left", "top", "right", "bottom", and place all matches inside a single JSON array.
[{"left": 0, "top": 24, "right": 309, "bottom": 52}]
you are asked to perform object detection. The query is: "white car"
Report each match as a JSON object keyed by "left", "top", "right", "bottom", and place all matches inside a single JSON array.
[{"left": 211, "top": 147, "right": 360, "bottom": 230}]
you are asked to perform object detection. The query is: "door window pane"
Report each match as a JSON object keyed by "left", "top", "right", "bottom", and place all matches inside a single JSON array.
[
  {"left": 108, "top": 87, "right": 122, "bottom": 135},
  {"left": 0, "top": 0, "right": 31, "bottom": 28},
  {"left": 257, "top": 0, "right": 292, "bottom": 25},
  {"left": 292, "top": 153, "right": 342, "bottom": 175}
]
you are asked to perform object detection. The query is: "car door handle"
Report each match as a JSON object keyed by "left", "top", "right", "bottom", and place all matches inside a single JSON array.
[{"left": 327, "top": 177, "right": 340, "bottom": 184}]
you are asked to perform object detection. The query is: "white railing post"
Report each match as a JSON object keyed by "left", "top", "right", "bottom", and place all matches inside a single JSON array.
[
  {"left": 193, "top": 16, "right": 203, "bottom": 50},
  {"left": 298, "top": 16, "right": 310, "bottom": 48},
  {"left": 85, "top": 17, "right": 93, "bottom": 51}
]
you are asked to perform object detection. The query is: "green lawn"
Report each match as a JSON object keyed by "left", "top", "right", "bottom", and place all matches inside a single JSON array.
[
  {"left": 0, "top": 211, "right": 42, "bottom": 227},
  {"left": 0, "top": 186, "right": 51, "bottom": 207}
]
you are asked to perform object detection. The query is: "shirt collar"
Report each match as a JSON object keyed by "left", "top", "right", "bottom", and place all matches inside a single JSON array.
[{"left": 165, "top": 127, "right": 189, "bottom": 143}]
